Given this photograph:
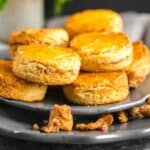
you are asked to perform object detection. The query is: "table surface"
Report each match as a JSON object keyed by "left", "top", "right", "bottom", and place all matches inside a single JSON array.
[{"left": 0, "top": 135, "right": 149, "bottom": 150}]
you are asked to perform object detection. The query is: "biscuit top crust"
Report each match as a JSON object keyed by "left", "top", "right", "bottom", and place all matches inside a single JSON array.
[
  {"left": 132, "top": 41, "right": 150, "bottom": 61},
  {"left": 70, "top": 32, "right": 132, "bottom": 56},
  {"left": 16, "top": 45, "right": 80, "bottom": 66},
  {"left": 128, "top": 41, "right": 150, "bottom": 73},
  {"left": 9, "top": 28, "right": 69, "bottom": 45},
  {"left": 70, "top": 72, "right": 127, "bottom": 87},
  {"left": 65, "top": 9, "right": 123, "bottom": 37}
]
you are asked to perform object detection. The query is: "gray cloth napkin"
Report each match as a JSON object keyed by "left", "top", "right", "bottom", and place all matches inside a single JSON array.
[{"left": 121, "top": 11, "right": 150, "bottom": 43}]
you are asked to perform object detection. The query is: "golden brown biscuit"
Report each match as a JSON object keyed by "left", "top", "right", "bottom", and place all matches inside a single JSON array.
[
  {"left": 63, "top": 72, "right": 129, "bottom": 105},
  {"left": 65, "top": 9, "right": 123, "bottom": 38},
  {"left": 12, "top": 45, "right": 81, "bottom": 85},
  {"left": 128, "top": 41, "right": 150, "bottom": 88},
  {"left": 0, "top": 60, "right": 47, "bottom": 102},
  {"left": 9, "top": 28, "right": 69, "bottom": 56},
  {"left": 70, "top": 32, "right": 133, "bottom": 72}
]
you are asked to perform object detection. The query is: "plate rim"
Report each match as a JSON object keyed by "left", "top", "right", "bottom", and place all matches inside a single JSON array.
[
  {"left": 0, "top": 94, "right": 149, "bottom": 115},
  {"left": 0, "top": 120, "right": 150, "bottom": 144}
]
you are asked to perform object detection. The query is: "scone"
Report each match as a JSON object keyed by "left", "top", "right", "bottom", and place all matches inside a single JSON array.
[
  {"left": 70, "top": 32, "right": 133, "bottom": 72},
  {"left": 9, "top": 28, "right": 69, "bottom": 56},
  {"left": 0, "top": 60, "right": 47, "bottom": 102},
  {"left": 13, "top": 45, "right": 81, "bottom": 85},
  {"left": 65, "top": 9, "right": 123, "bottom": 38},
  {"left": 128, "top": 41, "right": 150, "bottom": 88},
  {"left": 63, "top": 72, "right": 129, "bottom": 105}
]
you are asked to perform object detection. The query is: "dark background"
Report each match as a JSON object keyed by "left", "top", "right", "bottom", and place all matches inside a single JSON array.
[{"left": 45, "top": 0, "right": 150, "bottom": 18}]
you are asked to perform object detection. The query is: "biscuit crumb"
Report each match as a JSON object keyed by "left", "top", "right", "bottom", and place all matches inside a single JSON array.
[
  {"left": 41, "top": 104, "right": 73, "bottom": 133},
  {"left": 130, "top": 104, "right": 150, "bottom": 119},
  {"left": 140, "top": 104, "right": 150, "bottom": 117},
  {"left": 33, "top": 123, "right": 40, "bottom": 131},
  {"left": 130, "top": 106, "right": 143, "bottom": 119},
  {"left": 118, "top": 111, "right": 128, "bottom": 124},
  {"left": 76, "top": 114, "right": 114, "bottom": 131},
  {"left": 42, "top": 118, "right": 61, "bottom": 133}
]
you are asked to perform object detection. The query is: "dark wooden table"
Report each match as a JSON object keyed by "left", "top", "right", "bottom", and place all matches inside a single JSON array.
[{"left": 0, "top": 135, "right": 149, "bottom": 150}]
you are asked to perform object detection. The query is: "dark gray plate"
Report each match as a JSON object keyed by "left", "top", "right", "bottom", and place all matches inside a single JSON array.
[
  {"left": 0, "top": 75, "right": 150, "bottom": 115},
  {"left": 0, "top": 103, "right": 150, "bottom": 144},
  {"left": 0, "top": 46, "right": 150, "bottom": 115}
]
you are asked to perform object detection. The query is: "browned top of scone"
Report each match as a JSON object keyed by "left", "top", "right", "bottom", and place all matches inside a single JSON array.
[
  {"left": 65, "top": 9, "right": 123, "bottom": 37},
  {"left": 14, "top": 45, "right": 81, "bottom": 71},
  {"left": 132, "top": 41, "right": 150, "bottom": 61},
  {"left": 70, "top": 71, "right": 128, "bottom": 88},
  {"left": 70, "top": 32, "right": 131, "bottom": 54},
  {"left": 9, "top": 28, "right": 69, "bottom": 46},
  {"left": 128, "top": 41, "right": 150, "bottom": 76},
  {"left": 70, "top": 32, "right": 132, "bottom": 64}
]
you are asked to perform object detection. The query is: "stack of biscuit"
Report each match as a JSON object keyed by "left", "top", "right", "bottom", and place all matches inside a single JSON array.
[
  {"left": 2, "top": 28, "right": 81, "bottom": 102},
  {"left": 0, "top": 9, "right": 149, "bottom": 105},
  {"left": 63, "top": 9, "right": 150, "bottom": 105}
]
